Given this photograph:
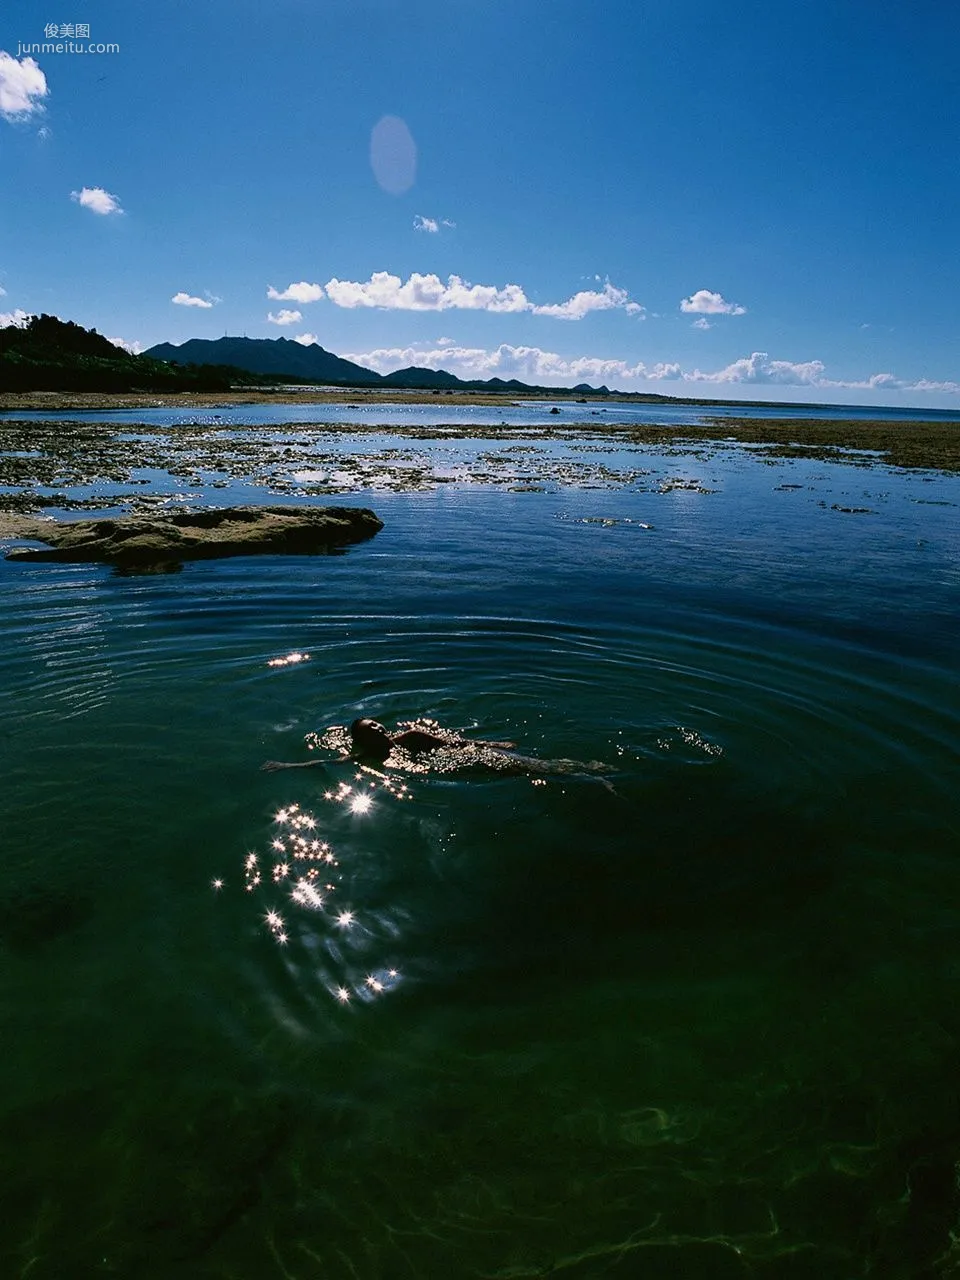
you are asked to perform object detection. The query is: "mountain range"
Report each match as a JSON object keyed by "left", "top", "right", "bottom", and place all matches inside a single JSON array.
[{"left": 143, "top": 335, "right": 622, "bottom": 396}]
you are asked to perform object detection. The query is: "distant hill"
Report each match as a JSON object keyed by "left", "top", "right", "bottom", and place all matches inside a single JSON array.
[
  {"left": 144, "top": 335, "right": 629, "bottom": 397},
  {"left": 145, "top": 336, "right": 383, "bottom": 386},
  {"left": 0, "top": 314, "right": 266, "bottom": 393},
  {"left": 380, "top": 365, "right": 462, "bottom": 389},
  {"left": 3, "top": 320, "right": 632, "bottom": 396}
]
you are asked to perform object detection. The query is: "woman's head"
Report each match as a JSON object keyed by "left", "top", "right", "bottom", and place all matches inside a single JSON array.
[{"left": 349, "top": 718, "right": 392, "bottom": 760}]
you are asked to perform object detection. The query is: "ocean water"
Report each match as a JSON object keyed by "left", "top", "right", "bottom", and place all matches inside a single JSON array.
[
  {"left": 5, "top": 396, "right": 960, "bottom": 429},
  {"left": 1, "top": 425, "right": 959, "bottom": 1278}
]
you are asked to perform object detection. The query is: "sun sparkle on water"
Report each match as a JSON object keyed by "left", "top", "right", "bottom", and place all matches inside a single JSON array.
[
  {"left": 216, "top": 774, "right": 412, "bottom": 1006},
  {"left": 267, "top": 651, "right": 310, "bottom": 668}
]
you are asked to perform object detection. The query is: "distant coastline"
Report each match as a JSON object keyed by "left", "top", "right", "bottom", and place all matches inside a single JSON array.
[{"left": 4, "top": 386, "right": 960, "bottom": 419}]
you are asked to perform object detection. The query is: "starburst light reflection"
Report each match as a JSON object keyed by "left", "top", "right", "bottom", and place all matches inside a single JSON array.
[{"left": 224, "top": 783, "right": 413, "bottom": 1007}]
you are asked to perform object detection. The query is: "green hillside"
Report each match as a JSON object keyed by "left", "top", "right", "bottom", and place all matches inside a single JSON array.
[{"left": 0, "top": 315, "right": 265, "bottom": 392}]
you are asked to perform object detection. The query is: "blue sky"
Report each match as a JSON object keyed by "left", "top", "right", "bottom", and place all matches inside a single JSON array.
[{"left": 2, "top": 0, "right": 959, "bottom": 405}]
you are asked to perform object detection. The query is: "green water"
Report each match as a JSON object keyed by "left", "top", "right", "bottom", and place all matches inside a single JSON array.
[{"left": 1, "top": 438, "right": 959, "bottom": 1278}]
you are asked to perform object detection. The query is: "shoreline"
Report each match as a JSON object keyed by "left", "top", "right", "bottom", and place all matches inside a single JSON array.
[
  {"left": 0, "top": 389, "right": 556, "bottom": 410},
  {"left": 5, "top": 387, "right": 960, "bottom": 415},
  {"left": 0, "top": 388, "right": 671, "bottom": 411}
]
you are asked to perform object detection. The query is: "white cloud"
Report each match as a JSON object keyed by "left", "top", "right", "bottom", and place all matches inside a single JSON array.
[
  {"left": 171, "top": 291, "right": 213, "bottom": 308},
  {"left": 37, "top": 124, "right": 51, "bottom": 140},
  {"left": 692, "top": 317, "right": 712, "bottom": 330},
  {"left": 267, "top": 281, "right": 325, "bottom": 303},
  {"left": 0, "top": 308, "right": 29, "bottom": 327},
  {"left": 344, "top": 341, "right": 653, "bottom": 384},
  {"left": 908, "top": 378, "right": 960, "bottom": 393},
  {"left": 829, "top": 371, "right": 960, "bottom": 395},
  {"left": 0, "top": 284, "right": 5, "bottom": 296},
  {"left": 293, "top": 333, "right": 320, "bottom": 346},
  {"left": 323, "top": 271, "right": 642, "bottom": 319},
  {"left": 267, "top": 309, "right": 303, "bottom": 325},
  {"left": 340, "top": 341, "right": 960, "bottom": 397},
  {"left": 681, "top": 352, "right": 960, "bottom": 395},
  {"left": 680, "top": 289, "right": 746, "bottom": 316},
  {"left": 0, "top": 52, "right": 48, "bottom": 120},
  {"left": 533, "top": 281, "right": 644, "bottom": 320},
  {"left": 413, "top": 215, "right": 456, "bottom": 233},
  {"left": 108, "top": 336, "right": 144, "bottom": 354},
  {"left": 324, "top": 271, "right": 529, "bottom": 313},
  {"left": 686, "top": 351, "right": 825, "bottom": 385},
  {"left": 71, "top": 186, "right": 123, "bottom": 216}
]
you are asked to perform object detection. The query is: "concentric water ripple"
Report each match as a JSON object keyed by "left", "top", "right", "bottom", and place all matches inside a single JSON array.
[{"left": 1, "top": 445, "right": 959, "bottom": 1277}]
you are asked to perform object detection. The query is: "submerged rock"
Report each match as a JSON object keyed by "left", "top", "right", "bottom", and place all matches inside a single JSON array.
[{"left": 3, "top": 504, "right": 384, "bottom": 571}]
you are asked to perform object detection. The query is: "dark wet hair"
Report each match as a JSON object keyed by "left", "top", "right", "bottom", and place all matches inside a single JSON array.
[{"left": 349, "top": 718, "right": 392, "bottom": 761}]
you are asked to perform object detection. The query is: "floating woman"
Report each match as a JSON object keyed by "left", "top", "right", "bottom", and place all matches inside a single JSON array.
[{"left": 262, "top": 717, "right": 612, "bottom": 785}]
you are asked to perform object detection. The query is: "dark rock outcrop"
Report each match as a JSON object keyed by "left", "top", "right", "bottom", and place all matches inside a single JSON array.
[{"left": 4, "top": 505, "right": 383, "bottom": 571}]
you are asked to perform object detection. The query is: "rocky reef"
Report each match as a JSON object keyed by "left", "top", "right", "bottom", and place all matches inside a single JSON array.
[{"left": 2, "top": 504, "right": 383, "bottom": 571}]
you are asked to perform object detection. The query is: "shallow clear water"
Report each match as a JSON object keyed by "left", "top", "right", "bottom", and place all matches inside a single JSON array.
[
  {"left": 5, "top": 396, "right": 960, "bottom": 428},
  {"left": 1, "top": 432, "right": 959, "bottom": 1277}
]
